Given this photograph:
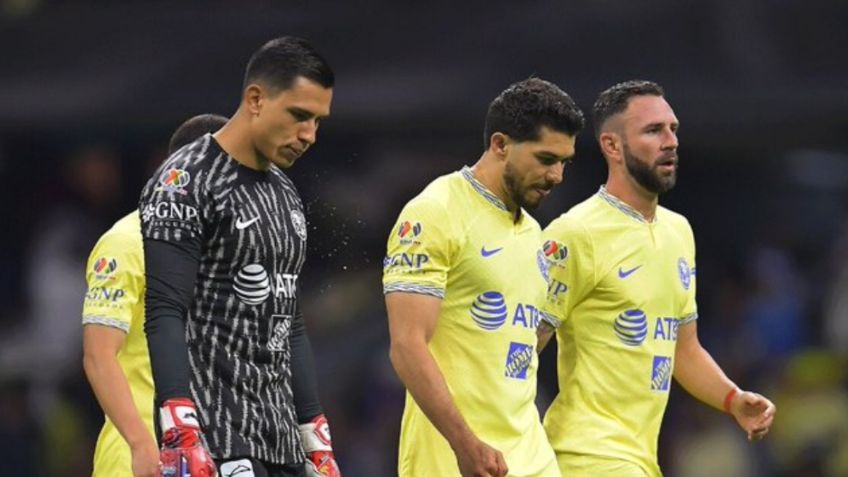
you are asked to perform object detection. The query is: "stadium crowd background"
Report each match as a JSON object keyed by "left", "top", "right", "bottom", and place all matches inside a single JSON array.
[{"left": 1, "top": 1, "right": 847, "bottom": 476}]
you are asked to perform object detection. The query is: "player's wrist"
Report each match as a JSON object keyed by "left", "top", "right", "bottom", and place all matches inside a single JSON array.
[
  {"left": 723, "top": 387, "right": 740, "bottom": 414},
  {"left": 299, "top": 413, "right": 334, "bottom": 452},
  {"left": 159, "top": 397, "right": 203, "bottom": 447}
]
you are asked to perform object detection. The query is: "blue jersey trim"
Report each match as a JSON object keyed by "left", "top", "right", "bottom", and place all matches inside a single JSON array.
[
  {"left": 679, "top": 312, "right": 699, "bottom": 326},
  {"left": 383, "top": 282, "right": 445, "bottom": 299},
  {"left": 82, "top": 315, "right": 131, "bottom": 333},
  {"left": 461, "top": 167, "right": 510, "bottom": 212},
  {"left": 597, "top": 186, "right": 655, "bottom": 224}
]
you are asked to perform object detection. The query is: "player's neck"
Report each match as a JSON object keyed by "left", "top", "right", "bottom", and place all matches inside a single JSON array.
[
  {"left": 213, "top": 113, "right": 269, "bottom": 171},
  {"left": 471, "top": 154, "right": 519, "bottom": 215},
  {"left": 605, "top": 175, "right": 658, "bottom": 222}
]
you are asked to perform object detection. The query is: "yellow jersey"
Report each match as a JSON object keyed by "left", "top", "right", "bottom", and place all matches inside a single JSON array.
[
  {"left": 541, "top": 187, "right": 698, "bottom": 477},
  {"left": 383, "top": 167, "right": 559, "bottom": 477},
  {"left": 82, "top": 212, "right": 155, "bottom": 477}
]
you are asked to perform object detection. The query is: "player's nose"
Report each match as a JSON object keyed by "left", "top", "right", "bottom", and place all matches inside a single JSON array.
[
  {"left": 546, "top": 162, "right": 564, "bottom": 185},
  {"left": 299, "top": 121, "right": 318, "bottom": 145}
]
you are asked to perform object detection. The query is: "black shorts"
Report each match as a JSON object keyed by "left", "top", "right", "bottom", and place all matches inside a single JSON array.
[{"left": 216, "top": 457, "right": 305, "bottom": 477}]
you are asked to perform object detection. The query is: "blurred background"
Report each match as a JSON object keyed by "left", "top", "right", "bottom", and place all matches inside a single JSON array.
[{"left": 1, "top": 1, "right": 847, "bottom": 476}]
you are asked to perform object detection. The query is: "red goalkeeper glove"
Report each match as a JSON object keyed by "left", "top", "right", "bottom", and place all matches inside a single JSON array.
[
  {"left": 157, "top": 397, "right": 218, "bottom": 477},
  {"left": 299, "top": 414, "right": 341, "bottom": 477}
]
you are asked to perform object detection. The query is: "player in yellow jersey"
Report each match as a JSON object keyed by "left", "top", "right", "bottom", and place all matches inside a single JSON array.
[
  {"left": 384, "top": 78, "right": 585, "bottom": 477},
  {"left": 82, "top": 114, "right": 228, "bottom": 477},
  {"left": 537, "top": 80, "right": 776, "bottom": 476}
]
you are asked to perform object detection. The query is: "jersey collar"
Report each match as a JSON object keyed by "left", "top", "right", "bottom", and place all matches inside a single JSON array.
[
  {"left": 461, "top": 166, "right": 509, "bottom": 212},
  {"left": 597, "top": 185, "right": 655, "bottom": 223}
]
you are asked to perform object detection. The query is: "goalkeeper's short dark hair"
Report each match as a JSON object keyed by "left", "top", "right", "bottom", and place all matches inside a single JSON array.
[
  {"left": 243, "top": 36, "right": 335, "bottom": 95},
  {"left": 168, "top": 114, "right": 228, "bottom": 154},
  {"left": 483, "top": 77, "right": 584, "bottom": 149}
]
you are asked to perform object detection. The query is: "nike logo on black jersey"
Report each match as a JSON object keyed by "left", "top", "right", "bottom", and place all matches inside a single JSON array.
[
  {"left": 618, "top": 265, "right": 641, "bottom": 278},
  {"left": 481, "top": 246, "right": 503, "bottom": 257},
  {"left": 235, "top": 216, "right": 260, "bottom": 229}
]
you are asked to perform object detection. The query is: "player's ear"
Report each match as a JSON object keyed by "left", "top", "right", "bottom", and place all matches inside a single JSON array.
[
  {"left": 489, "top": 132, "right": 509, "bottom": 157},
  {"left": 244, "top": 84, "right": 264, "bottom": 117},
  {"left": 598, "top": 131, "right": 622, "bottom": 163}
]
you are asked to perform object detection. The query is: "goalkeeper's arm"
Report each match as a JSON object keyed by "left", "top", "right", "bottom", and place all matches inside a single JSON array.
[{"left": 144, "top": 238, "right": 216, "bottom": 477}]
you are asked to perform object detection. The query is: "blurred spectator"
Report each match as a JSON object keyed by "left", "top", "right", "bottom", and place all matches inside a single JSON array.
[
  {"left": 769, "top": 349, "right": 848, "bottom": 477},
  {"left": 0, "top": 145, "right": 120, "bottom": 421}
]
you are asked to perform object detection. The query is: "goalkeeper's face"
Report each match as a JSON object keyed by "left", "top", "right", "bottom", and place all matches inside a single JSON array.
[
  {"left": 249, "top": 76, "right": 333, "bottom": 169},
  {"left": 503, "top": 126, "right": 576, "bottom": 210}
]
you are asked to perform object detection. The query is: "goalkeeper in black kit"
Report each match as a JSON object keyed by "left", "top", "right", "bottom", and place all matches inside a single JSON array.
[{"left": 140, "top": 37, "right": 341, "bottom": 477}]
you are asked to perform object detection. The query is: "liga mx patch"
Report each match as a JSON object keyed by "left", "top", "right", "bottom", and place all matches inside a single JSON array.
[
  {"left": 504, "top": 342, "right": 533, "bottom": 380},
  {"left": 651, "top": 355, "right": 672, "bottom": 391}
]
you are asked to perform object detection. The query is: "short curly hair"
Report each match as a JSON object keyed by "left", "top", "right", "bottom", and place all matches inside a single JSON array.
[
  {"left": 592, "top": 80, "right": 664, "bottom": 138},
  {"left": 483, "top": 78, "right": 584, "bottom": 149}
]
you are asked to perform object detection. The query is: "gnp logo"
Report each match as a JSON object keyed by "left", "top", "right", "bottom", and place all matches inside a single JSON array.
[
  {"left": 470, "top": 291, "right": 543, "bottom": 331},
  {"left": 155, "top": 168, "right": 191, "bottom": 195},
  {"left": 92, "top": 257, "right": 118, "bottom": 280},
  {"left": 86, "top": 286, "right": 126, "bottom": 304},
  {"left": 614, "top": 309, "right": 649, "bottom": 346},
  {"left": 543, "top": 240, "right": 568, "bottom": 266},
  {"left": 142, "top": 202, "right": 199, "bottom": 223}
]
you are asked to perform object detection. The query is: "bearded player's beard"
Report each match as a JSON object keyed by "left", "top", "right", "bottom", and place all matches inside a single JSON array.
[
  {"left": 623, "top": 144, "right": 678, "bottom": 194},
  {"left": 504, "top": 161, "right": 554, "bottom": 210}
]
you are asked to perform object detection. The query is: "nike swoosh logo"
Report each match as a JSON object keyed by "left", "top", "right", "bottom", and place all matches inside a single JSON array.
[
  {"left": 235, "top": 216, "right": 260, "bottom": 230},
  {"left": 618, "top": 265, "right": 642, "bottom": 278},
  {"left": 226, "top": 465, "right": 252, "bottom": 477},
  {"left": 481, "top": 246, "right": 503, "bottom": 257}
]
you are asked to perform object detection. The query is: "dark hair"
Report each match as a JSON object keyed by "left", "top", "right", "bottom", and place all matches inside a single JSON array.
[
  {"left": 483, "top": 78, "right": 584, "bottom": 149},
  {"left": 168, "top": 114, "right": 228, "bottom": 154},
  {"left": 243, "top": 36, "right": 334, "bottom": 94},
  {"left": 592, "top": 80, "right": 665, "bottom": 138}
]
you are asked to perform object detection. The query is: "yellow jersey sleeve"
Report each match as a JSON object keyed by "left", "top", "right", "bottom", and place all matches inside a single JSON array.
[
  {"left": 678, "top": 216, "right": 698, "bottom": 325},
  {"left": 541, "top": 214, "right": 596, "bottom": 328},
  {"left": 383, "top": 195, "right": 457, "bottom": 299},
  {"left": 82, "top": 231, "right": 144, "bottom": 333}
]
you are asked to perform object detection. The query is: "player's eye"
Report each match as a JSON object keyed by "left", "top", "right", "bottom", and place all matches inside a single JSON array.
[{"left": 290, "top": 109, "right": 311, "bottom": 122}]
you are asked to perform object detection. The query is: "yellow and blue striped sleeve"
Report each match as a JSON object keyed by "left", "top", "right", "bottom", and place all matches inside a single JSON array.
[
  {"left": 82, "top": 231, "right": 143, "bottom": 333},
  {"left": 540, "top": 214, "right": 596, "bottom": 328},
  {"left": 383, "top": 196, "right": 456, "bottom": 299}
]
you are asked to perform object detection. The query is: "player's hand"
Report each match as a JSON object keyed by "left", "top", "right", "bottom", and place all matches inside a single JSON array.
[
  {"left": 299, "top": 414, "right": 341, "bottom": 477},
  {"left": 729, "top": 390, "right": 776, "bottom": 441},
  {"left": 156, "top": 398, "right": 217, "bottom": 477},
  {"left": 453, "top": 435, "right": 508, "bottom": 477},
  {"left": 130, "top": 439, "right": 159, "bottom": 477}
]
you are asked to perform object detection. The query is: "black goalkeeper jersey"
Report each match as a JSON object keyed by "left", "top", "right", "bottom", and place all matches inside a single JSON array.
[{"left": 140, "top": 134, "right": 307, "bottom": 464}]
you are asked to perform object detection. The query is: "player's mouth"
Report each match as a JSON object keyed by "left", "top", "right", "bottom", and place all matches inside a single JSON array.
[
  {"left": 532, "top": 186, "right": 552, "bottom": 199},
  {"left": 656, "top": 156, "right": 678, "bottom": 173},
  {"left": 286, "top": 146, "right": 304, "bottom": 159}
]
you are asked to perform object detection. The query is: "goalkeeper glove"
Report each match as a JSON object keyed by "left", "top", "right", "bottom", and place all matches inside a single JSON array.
[
  {"left": 157, "top": 397, "right": 217, "bottom": 477},
  {"left": 299, "top": 414, "right": 341, "bottom": 477}
]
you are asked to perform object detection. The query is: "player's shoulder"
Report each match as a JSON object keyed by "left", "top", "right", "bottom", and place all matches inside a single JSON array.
[
  {"left": 657, "top": 205, "right": 693, "bottom": 232},
  {"left": 402, "top": 170, "right": 463, "bottom": 215},
  {"left": 151, "top": 134, "right": 229, "bottom": 188},
  {"left": 544, "top": 194, "right": 600, "bottom": 236},
  {"left": 88, "top": 212, "right": 143, "bottom": 272},
  {"left": 97, "top": 212, "right": 142, "bottom": 248}
]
